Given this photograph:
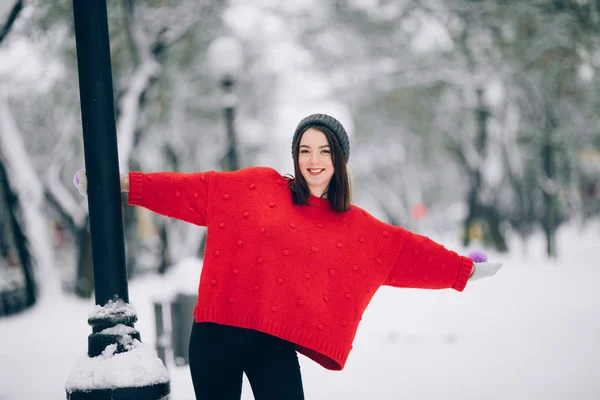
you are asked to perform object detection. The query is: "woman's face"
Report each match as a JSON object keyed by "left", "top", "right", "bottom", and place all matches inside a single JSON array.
[{"left": 298, "top": 128, "right": 335, "bottom": 198}]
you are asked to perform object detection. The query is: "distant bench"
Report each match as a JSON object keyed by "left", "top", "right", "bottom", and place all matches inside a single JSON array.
[{"left": 0, "top": 287, "right": 32, "bottom": 317}]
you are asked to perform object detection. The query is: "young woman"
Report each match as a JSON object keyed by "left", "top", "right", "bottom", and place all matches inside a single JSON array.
[{"left": 75, "top": 113, "right": 502, "bottom": 400}]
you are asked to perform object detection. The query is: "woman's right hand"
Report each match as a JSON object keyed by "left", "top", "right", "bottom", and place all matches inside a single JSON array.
[
  {"left": 73, "top": 169, "right": 88, "bottom": 197},
  {"left": 73, "top": 169, "right": 129, "bottom": 196},
  {"left": 121, "top": 173, "right": 130, "bottom": 192}
]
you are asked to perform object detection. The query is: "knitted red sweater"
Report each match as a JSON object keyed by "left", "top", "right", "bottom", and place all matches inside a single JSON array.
[{"left": 128, "top": 166, "right": 473, "bottom": 370}]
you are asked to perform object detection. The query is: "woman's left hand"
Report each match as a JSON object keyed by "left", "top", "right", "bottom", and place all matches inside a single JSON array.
[
  {"left": 469, "top": 262, "right": 502, "bottom": 281},
  {"left": 467, "top": 251, "right": 502, "bottom": 281}
]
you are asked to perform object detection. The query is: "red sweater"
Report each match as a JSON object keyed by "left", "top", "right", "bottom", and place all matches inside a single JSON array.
[{"left": 128, "top": 166, "right": 473, "bottom": 370}]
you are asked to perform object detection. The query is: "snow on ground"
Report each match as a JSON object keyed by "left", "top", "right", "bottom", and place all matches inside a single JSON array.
[{"left": 1, "top": 222, "right": 599, "bottom": 400}]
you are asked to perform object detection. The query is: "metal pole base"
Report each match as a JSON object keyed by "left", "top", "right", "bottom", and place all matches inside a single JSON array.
[
  {"left": 67, "top": 382, "right": 170, "bottom": 400},
  {"left": 66, "top": 300, "right": 170, "bottom": 399}
]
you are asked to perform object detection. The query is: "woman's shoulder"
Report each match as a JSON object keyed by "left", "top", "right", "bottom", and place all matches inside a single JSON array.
[
  {"left": 210, "top": 166, "right": 280, "bottom": 178},
  {"left": 250, "top": 166, "right": 284, "bottom": 178},
  {"left": 210, "top": 166, "right": 285, "bottom": 188},
  {"left": 347, "top": 204, "right": 407, "bottom": 233}
]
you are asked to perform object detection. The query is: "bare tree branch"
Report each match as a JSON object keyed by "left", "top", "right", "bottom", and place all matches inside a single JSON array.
[
  {"left": 122, "top": 0, "right": 139, "bottom": 66},
  {"left": 116, "top": 0, "right": 161, "bottom": 172},
  {"left": 0, "top": 95, "right": 60, "bottom": 296},
  {"left": 116, "top": 0, "right": 217, "bottom": 172}
]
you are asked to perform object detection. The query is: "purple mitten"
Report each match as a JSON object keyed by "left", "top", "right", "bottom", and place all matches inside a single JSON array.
[
  {"left": 468, "top": 250, "right": 488, "bottom": 263},
  {"left": 73, "top": 169, "right": 85, "bottom": 187}
]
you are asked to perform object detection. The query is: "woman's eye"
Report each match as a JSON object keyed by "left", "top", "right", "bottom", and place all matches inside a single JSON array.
[
  {"left": 300, "top": 150, "right": 309, "bottom": 154},
  {"left": 322, "top": 149, "right": 331, "bottom": 154}
]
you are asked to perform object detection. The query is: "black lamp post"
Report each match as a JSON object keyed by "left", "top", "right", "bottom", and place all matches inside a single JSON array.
[
  {"left": 207, "top": 36, "right": 244, "bottom": 171},
  {"left": 66, "top": 1, "right": 169, "bottom": 398}
]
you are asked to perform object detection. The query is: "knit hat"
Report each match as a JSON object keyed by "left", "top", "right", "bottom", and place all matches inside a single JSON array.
[{"left": 292, "top": 113, "right": 350, "bottom": 162}]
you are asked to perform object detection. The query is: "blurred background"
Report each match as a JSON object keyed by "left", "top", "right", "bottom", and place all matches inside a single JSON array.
[{"left": 1, "top": 0, "right": 599, "bottom": 399}]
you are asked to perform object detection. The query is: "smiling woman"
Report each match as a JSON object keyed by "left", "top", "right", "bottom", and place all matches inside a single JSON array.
[{"left": 74, "top": 112, "right": 502, "bottom": 400}]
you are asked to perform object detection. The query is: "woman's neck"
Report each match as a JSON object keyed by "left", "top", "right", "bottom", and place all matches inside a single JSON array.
[
  {"left": 311, "top": 190, "right": 327, "bottom": 199},
  {"left": 309, "top": 185, "right": 328, "bottom": 199}
]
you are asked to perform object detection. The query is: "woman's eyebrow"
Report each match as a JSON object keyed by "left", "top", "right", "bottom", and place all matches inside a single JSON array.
[{"left": 299, "top": 144, "right": 331, "bottom": 148}]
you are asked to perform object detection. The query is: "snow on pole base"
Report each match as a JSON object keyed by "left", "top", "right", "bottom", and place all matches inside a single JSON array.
[
  {"left": 65, "top": 300, "right": 170, "bottom": 399},
  {"left": 87, "top": 300, "right": 140, "bottom": 357},
  {"left": 65, "top": 341, "right": 170, "bottom": 399}
]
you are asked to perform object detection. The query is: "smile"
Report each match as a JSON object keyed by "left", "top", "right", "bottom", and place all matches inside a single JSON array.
[{"left": 307, "top": 169, "right": 325, "bottom": 176}]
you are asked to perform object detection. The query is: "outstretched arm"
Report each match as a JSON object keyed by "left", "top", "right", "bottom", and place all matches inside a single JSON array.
[
  {"left": 127, "top": 171, "right": 211, "bottom": 226},
  {"left": 74, "top": 169, "right": 212, "bottom": 226},
  {"left": 383, "top": 230, "right": 471, "bottom": 291},
  {"left": 383, "top": 230, "right": 502, "bottom": 292}
]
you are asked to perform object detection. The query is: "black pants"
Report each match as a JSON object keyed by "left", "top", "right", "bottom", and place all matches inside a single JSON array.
[{"left": 188, "top": 322, "right": 305, "bottom": 400}]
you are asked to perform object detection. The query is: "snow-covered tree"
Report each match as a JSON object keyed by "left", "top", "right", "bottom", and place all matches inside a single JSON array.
[{"left": 286, "top": 0, "right": 600, "bottom": 256}]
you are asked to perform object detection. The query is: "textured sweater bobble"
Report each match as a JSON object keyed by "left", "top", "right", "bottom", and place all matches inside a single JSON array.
[{"left": 128, "top": 167, "right": 473, "bottom": 370}]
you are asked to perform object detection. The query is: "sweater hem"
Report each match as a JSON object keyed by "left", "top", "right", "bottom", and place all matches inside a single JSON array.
[{"left": 193, "top": 307, "right": 349, "bottom": 371}]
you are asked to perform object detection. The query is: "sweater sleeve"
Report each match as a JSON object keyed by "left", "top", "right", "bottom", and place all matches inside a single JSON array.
[
  {"left": 384, "top": 229, "right": 473, "bottom": 292},
  {"left": 127, "top": 170, "right": 212, "bottom": 226}
]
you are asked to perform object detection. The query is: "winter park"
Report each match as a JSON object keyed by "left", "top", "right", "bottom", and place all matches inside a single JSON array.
[{"left": 1, "top": 1, "right": 600, "bottom": 399}]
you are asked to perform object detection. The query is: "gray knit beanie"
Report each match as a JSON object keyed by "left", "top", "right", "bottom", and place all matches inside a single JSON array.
[{"left": 291, "top": 113, "right": 350, "bottom": 162}]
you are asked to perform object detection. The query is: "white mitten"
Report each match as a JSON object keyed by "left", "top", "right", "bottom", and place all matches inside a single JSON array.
[
  {"left": 73, "top": 169, "right": 88, "bottom": 197},
  {"left": 119, "top": 173, "right": 128, "bottom": 192},
  {"left": 470, "top": 262, "right": 502, "bottom": 281},
  {"left": 73, "top": 170, "right": 128, "bottom": 196},
  {"left": 467, "top": 251, "right": 502, "bottom": 281}
]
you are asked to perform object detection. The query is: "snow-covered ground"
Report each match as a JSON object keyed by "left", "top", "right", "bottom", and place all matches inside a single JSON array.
[{"left": 1, "top": 222, "right": 599, "bottom": 400}]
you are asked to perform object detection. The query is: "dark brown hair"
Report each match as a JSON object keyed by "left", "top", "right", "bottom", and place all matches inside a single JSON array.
[{"left": 286, "top": 125, "right": 351, "bottom": 213}]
